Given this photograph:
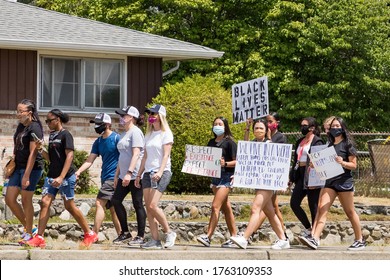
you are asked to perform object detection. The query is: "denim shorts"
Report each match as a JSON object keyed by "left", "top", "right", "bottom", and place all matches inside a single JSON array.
[
  {"left": 142, "top": 170, "right": 171, "bottom": 193},
  {"left": 7, "top": 168, "right": 43, "bottom": 192},
  {"left": 325, "top": 181, "right": 354, "bottom": 193},
  {"left": 211, "top": 172, "right": 234, "bottom": 188},
  {"left": 42, "top": 174, "right": 76, "bottom": 200}
]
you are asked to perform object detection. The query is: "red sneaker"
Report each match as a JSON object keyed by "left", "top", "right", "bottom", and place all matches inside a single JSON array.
[
  {"left": 26, "top": 235, "right": 46, "bottom": 248},
  {"left": 81, "top": 231, "right": 98, "bottom": 247}
]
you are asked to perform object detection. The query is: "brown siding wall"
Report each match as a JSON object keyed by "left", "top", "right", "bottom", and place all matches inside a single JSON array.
[
  {"left": 127, "top": 57, "right": 162, "bottom": 111},
  {"left": 0, "top": 49, "right": 37, "bottom": 110}
]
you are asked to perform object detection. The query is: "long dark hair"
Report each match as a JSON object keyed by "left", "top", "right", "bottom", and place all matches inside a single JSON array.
[
  {"left": 328, "top": 117, "right": 356, "bottom": 148},
  {"left": 49, "top": 109, "right": 70, "bottom": 124},
  {"left": 20, "top": 99, "right": 43, "bottom": 134},
  {"left": 212, "top": 116, "right": 234, "bottom": 140},
  {"left": 268, "top": 111, "right": 282, "bottom": 131},
  {"left": 303, "top": 117, "right": 321, "bottom": 137}
]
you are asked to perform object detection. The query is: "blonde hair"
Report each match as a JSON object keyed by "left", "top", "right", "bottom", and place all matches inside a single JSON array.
[
  {"left": 323, "top": 116, "right": 336, "bottom": 126},
  {"left": 145, "top": 113, "right": 171, "bottom": 136}
]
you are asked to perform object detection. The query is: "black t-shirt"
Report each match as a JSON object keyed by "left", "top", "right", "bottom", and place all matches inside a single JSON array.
[
  {"left": 13, "top": 122, "right": 44, "bottom": 170},
  {"left": 325, "top": 140, "right": 357, "bottom": 186},
  {"left": 207, "top": 137, "right": 237, "bottom": 173},
  {"left": 271, "top": 131, "right": 287, "bottom": 144},
  {"left": 47, "top": 129, "right": 76, "bottom": 178}
]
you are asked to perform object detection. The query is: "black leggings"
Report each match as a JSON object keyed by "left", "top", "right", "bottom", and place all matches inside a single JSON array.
[
  {"left": 290, "top": 166, "right": 320, "bottom": 229},
  {"left": 111, "top": 179, "right": 146, "bottom": 237}
]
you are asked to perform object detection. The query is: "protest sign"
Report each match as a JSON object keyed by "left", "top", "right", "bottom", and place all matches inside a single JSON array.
[
  {"left": 232, "top": 141, "right": 292, "bottom": 190},
  {"left": 232, "top": 76, "right": 269, "bottom": 124},
  {"left": 181, "top": 145, "right": 222, "bottom": 178},
  {"left": 308, "top": 146, "right": 344, "bottom": 180},
  {"left": 307, "top": 145, "right": 328, "bottom": 187}
]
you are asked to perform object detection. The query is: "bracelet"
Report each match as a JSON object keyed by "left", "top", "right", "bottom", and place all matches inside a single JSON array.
[
  {"left": 126, "top": 170, "right": 133, "bottom": 175},
  {"left": 224, "top": 162, "right": 228, "bottom": 167},
  {"left": 244, "top": 128, "right": 250, "bottom": 131}
]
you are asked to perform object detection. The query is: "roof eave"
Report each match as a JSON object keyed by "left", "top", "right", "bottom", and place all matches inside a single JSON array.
[{"left": 0, "top": 39, "right": 224, "bottom": 61}]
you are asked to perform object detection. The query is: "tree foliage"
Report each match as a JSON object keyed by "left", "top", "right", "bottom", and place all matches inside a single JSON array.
[{"left": 35, "top": 0, "right": 390, "bottom": 131}]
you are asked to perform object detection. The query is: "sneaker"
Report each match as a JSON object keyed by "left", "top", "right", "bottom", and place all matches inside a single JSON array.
[
  {"left": 300, "top": 235, "right": 319, "bottom": 250},
  {"left": 18, "top": 232, "right": 33, "bottom": 246},
  {"left": 221, "top": 239, "right": 237, "bottom": 248},
  {"left": 113, "top": 232, "right": 132, "bottom": 245},
  {"left": 230, "top": 235, "right": 248, "bottom": 249},
  {"left": 300, "top": 228, "right": 311, "bottom": 238},
  {"left": 128, "top": 236, "right": 145, "bottom": 246},
  {"left": 32, "top": 226, "right": 38, "bottom": 237},
  {"left": 81, "top": 231, "right": 98, "bottom": 247},
  {"left": 238, "top": 231, "right": 252, "bottom": 245},
  {"left": 141, "top": 239, "right": 162, "bottom": 250},
  {"left": 348, "top": 239, "right": 367, "bottom": 251},
  {"left": 26, "top": 235, "right": 46, "bottom": 248},
  {"left": 164, "top": 231, "right": 177, "bottom": 248},
  {"left": 271, "top": 239, "right": 290, "bottom": 250},
  {"left": 196, "top": 234, "right": 211, "bottom": 247}
]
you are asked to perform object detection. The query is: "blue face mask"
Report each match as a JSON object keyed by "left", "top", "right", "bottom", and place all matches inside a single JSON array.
[{"left": 213, "top": 125, "right": 225, "bottom": 136}]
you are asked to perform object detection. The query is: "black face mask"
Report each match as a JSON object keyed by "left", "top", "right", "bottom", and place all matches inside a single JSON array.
[
  {"left": 94, "top": 124, "right": 106, "bottom": 135},
  {"left": 301, "top": 125, "right": 310, "bottom": 136},
  {"left": 329, "top": 128, "right": 343, "bottom": 138}
]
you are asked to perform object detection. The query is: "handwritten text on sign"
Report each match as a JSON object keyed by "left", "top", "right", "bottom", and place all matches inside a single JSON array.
[
  {"left": 308, "top": 146, "right": 344, "bottom": 180},
  {"left": 232, "top": 76, "right": 269, "bottom": 124},
  {"left": 181, "top": 145, "right": 222, "bottom": 178},
  {"left": 233, "top": 141, "right": 292, "bottom": 190},
  {"left": 307, "top": 145, "right": 328, "bottom": 187}
]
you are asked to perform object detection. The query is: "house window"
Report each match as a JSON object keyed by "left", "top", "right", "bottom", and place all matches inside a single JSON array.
[{"left": 40, "top": 57, "right": 123, "bottom": 111}]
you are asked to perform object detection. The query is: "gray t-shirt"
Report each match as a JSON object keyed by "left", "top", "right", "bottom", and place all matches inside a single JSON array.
[{"left": 117, "top": 126, "right": 144, "bottom": 180}]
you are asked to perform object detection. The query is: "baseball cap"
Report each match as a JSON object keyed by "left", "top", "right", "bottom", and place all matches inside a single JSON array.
[
  {"left": 145, "top": 104, "right": 166, "bottom": 117},
  {"left": 115, "top": 106, "right": 140, "bottom": 118},
  {"left": 89, "top": 113, "right": 111, "bottom": 124}
]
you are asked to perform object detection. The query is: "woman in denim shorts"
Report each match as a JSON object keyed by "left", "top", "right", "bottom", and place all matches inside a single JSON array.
[
  {"left": 26, "top": 109, "right": 97, "bottom": 248},
  {"left": 300, "top": 117, "right": 366, "bottom": 251},
  {"left": 5, "top": 99, "right": 44, "bottom": 245},
  {"left": 196, "top": 116, "right": 238, "bottom": 248}
]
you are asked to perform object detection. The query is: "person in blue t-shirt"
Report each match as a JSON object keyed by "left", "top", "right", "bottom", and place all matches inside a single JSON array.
[{"left": 76, "top": 113, "right": 121, "bottom": 238}]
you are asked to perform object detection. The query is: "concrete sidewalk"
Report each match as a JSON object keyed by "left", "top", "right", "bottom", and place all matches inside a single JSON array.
[{"left": 1, "top": 243, "right": 389, "bottom": 260}]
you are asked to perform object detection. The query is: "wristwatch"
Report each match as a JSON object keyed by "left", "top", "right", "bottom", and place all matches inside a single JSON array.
[
  {"left": 126, "top": 170, "right": 133, "bottom": 175},
  {"left": 224, "top": 162, "right": 227, "bottom": 167}
]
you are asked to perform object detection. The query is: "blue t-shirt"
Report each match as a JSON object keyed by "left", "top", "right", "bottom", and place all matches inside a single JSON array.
[{"left": 91, "top": 132, "right": 120, "bottom": 182}]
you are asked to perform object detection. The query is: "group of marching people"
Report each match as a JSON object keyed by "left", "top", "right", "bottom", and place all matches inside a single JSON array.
[{"left": 4, "top": 99, "right": 366, "bottom": 251}]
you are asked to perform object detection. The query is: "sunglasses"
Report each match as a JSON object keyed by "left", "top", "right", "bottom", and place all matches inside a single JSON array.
[
  {"left": 45, "top": 118, "right": 57, "bottom": 124},
  {"left": 149, "top": 112, "right": 157, "bottom": 116}
]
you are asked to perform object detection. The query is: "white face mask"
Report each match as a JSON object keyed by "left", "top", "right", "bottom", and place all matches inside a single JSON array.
[{"left": 213, "top": 126, "right": 225, "bottom": 136}]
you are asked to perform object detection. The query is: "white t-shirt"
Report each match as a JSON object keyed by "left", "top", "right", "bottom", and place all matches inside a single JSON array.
[
  {"left": 117, "top": 126, "right": 144, "bottom": 179},
  {"left": 144, "top": 129, "right": 174, "bottom": 173}
]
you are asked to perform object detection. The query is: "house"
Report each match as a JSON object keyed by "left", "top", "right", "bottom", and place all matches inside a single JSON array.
[{"left": 0, "top": 0, "right": 223, "bottom": 185}]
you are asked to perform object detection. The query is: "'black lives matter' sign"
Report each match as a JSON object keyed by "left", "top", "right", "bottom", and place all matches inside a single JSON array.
[{"left": 232, "top": 76, "right": 269, "bottom": 124}]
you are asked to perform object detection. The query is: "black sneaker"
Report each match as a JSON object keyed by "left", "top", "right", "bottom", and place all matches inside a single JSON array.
[
  {"left": 113, "top": 232, "right": 132, "bottom": 244},
  {"left": 348, "top": 239, "right": 367, "bottom": 251},
  {"left": 300, "top": 236, "right": 319, "bottom": 250}
]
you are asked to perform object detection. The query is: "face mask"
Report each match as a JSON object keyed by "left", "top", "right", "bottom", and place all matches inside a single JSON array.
[
  {"left": 94, "top": 124, "right": 106, "bottom": 135},
  {"left": 119, "top": 117, "right": 127, "bottom": 126},
  {"left": 148, "top": 116, "right": 157, "bottom": 124},
  {"left": 213, "top": 126, "right": 225, "bottom": 136},
  {"left": 268, "top": 123, "right": 278, "bottom": 131},
  {"left": 330, "top": 128, "right": 344, "bottom": 138},
  {"left": 301, "top": 125, "right": 310, "bottom": 136},
  {"left": 254, "top": 130, "right": 265, "bottom": 139}
]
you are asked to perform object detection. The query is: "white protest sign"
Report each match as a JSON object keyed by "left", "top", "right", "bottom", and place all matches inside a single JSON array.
[
  {"left": 181, "top": 145, "right": 222, "bottom": 178},
  {"left": 307, "top": 145, "right": 328, "bottom": 187},
  {"left": 308, "top": 146, "right": 344, "bottom": 180},
  {"left": 232, "top": 141, "right": 292, "bottom": 190},
  {"left": 232, "top": 76, "right": 269, "bottom": 124}
]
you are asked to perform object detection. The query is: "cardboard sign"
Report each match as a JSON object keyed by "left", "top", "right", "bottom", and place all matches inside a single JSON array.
[
  {"left": 232, "top": 141, "right": 292, "bottom": 190},
  {"left": 308, "top": 146, "right": 344, "bottom": 180},
  {"left": 307, "top": 145, "right": 328, "bottom": 187},
  {"left": 181, "top": 145, "right": 222, "bottom": 178},
  {"left": 232, "top": 76, "right": 269, "bottom": 124}
]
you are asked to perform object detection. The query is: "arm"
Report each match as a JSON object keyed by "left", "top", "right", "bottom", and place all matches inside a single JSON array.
[
  {"left": 21, "top": 141, "right": 39, "bottom": 189},
  {"left": 243, "top": 118, "right": 253, "bottom": 141},
  {"left": 51, "top": 149, "right": 73, "bottom": 188},
  {"left": 154, "top": 143, "right": 173, "bottom": 179},
  {"left": 336, "top": 155, "right": 357, "bottom": 170},
  {"left": 122, "top": 147, "right": 141, "bottom": 187},
  {"left": 75, "top": 153, "right": 98, "bottom": 178},
  {"left": 135, "top": 148, "right": 147, "bottom": 188}
]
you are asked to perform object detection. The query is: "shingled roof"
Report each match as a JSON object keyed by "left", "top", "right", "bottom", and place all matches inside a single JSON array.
[{"left": 0, "top": 0, "right": 224, "bottom": 61}]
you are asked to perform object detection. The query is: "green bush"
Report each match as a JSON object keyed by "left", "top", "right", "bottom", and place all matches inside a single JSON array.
[
  {"left": 36, "top": 148, "right": 94, "bottom": 194},
  {"left": 150, "top": 74, "right": 246, "bottom": 194}
]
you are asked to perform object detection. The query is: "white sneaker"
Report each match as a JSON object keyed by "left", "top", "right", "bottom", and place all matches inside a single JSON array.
[
  {"left": 230, "top": 235, "right": 248, "bottom": 249},
  {"left": 164, "top": 231, "right": 177, "bottom": 248},
  {"left": 271, "top": 239, "right": 290, "bottom": 250}
]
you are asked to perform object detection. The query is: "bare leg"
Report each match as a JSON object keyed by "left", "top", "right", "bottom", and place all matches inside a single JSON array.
[
  {"left": 109, "top": 206, "right": 122, "bottom": 235},
  {"left": 206, "top": 186, "right": 230, "bottom": 238},
  {"left": 64, "top": 198, "right": 91, "bottom": 233},
  {"left": 37, "top": 194, "right": 54, "bottom": 235},
  {"left": 312, "top": 188, "right": 337, "bottom": 240},
  {"left": 5, "top": 187, "right": 26, "bottom": 228},
  {"left": 338, "top": 192, "right": 363, "bottom": 240},
  {"left": 220, "top": 191, "right": 237, "bottom": 236},
  {"left": 93, "top": 198, "right": 107, "bottom": 234}
]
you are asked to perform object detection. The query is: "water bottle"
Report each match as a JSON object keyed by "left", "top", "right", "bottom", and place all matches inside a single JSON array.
[
  {"left": 150, "top": 171, "right": 158, "bottom": 189},
  {"left": 2, "top": 178, "right": 8, "bottom": 196}
]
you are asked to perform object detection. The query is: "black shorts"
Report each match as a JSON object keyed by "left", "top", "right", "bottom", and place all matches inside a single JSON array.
[
  {"left": 324, "top": 181, "right": 354, "bottom": 193},
  {"left": 97, "top": 179, "right": 115, "bottom": 208}
]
